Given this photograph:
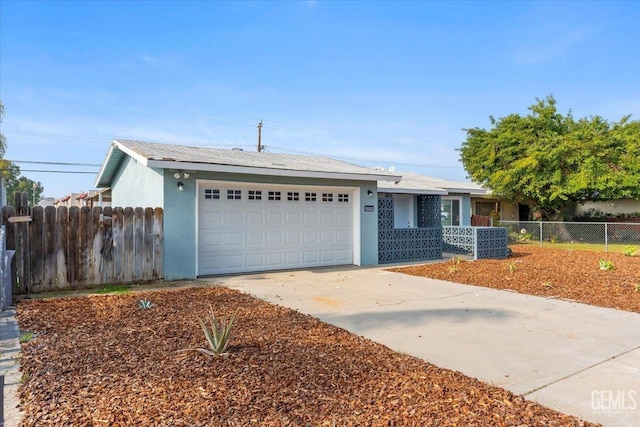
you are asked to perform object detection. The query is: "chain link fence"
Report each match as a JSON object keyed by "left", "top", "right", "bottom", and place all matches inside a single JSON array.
[{"left": 500, "top": 220, "right": 640, "bottom": 253}]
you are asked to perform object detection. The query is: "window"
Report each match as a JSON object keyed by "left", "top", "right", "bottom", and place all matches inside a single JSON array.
[
  {"left": 322, "top": 193, "right": 333, "bottom": 202},
  {"left": 305, "top": 192, "right": 317, "bottom": 202},
  {"left": 476, "top": 201, "right": 496, "bottom": 217},
  {"left": 227, "top": 190, "right": 242, "bottom": 200},
  {"left": 204, "top": 189, "right": 220, "bottom": 200},
  {"left": 393, "top": 194, "right": 415, "bottom": 228},
  {"left": 441, "top": 198, "right": 461, "bottom": 226},
  {"left": 338, "top": 193, "right": 349, "bottom": 203},
  {"left": 287, "top": 192, "right": 299, "bottom": 201},
  {"left": 268, "top": 191, "right": 281, "bottom": 201},
  {"left": 248, "top": 190, "right": 262, "bottom": 200}
]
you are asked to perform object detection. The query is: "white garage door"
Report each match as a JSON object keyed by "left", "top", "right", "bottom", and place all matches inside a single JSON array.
[{"left": 198, "top": 181, "right": 355, "bottom": 275}]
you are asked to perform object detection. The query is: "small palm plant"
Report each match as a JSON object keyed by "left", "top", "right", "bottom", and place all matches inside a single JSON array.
[{"left": 623, "top": 245, "right": 637, "bottom": 257}]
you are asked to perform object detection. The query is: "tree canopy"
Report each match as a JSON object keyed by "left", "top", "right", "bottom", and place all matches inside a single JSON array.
[{"left": 459, "top": 96, "right": 640, "bottom": 220}]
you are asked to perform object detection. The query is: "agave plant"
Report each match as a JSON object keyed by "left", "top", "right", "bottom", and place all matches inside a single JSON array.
[
  {"left": 137, "top": 299, "right": 154, "bottom": 309},
  {"left": 598, "top": 258, "right": 615, "bottom": 271},
  {"left": 180, "top": 306, "right": 238, "bottom": 357}
]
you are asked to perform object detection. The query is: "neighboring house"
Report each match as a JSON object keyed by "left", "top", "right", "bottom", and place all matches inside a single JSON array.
[
  {"left": 54, "top": 193, "right": 91, "bottom": 208},
  {"left": 37, "top": 197, "right": 56, "bottom": 207},
  {"left": 572, "top": 199, "right": 640, "bottom": 220},
  {"left": 86, "top": 187, "right": 112, "bottom": 207},
  {"left": 95, "top": 139, "right": 400, "bottom": 280}
]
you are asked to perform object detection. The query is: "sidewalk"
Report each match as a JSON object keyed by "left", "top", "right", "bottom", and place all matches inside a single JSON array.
[
  {"left": 0, "top": 308, "right": 22, "bottom": 427},
  {"left": 217, "top": 265, "right": 640, "bottom": 427}
]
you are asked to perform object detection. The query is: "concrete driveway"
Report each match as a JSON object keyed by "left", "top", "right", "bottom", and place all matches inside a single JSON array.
[{"left": 214, "top": 264, "right": 640, "bottom": 427}]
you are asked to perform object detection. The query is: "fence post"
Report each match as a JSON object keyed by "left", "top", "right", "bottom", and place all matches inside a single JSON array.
[
  {"left": 539, "top": 222, "right": 543, "bottom": 247},
  {"left": 605, "top": 223, "right": 608, "bottom": 253}
]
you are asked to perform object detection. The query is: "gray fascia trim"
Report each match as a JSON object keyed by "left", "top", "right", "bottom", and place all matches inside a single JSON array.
[
  {"left": 94, "top": 143, "right": 117, "bottom": 187},
  {"left": 377, "top": 187, "right": 448, "bottom": 195},
  {"left": 146, "top": 159, "right": 402, "bottom": 182},
  {"left": 442, "top": 188, "right": 489, "bottom": 195},
  {"left": 113, "top": 140, "right": 151, "bottom": 166}
]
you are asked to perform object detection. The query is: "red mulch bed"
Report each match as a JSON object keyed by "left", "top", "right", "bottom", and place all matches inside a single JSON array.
[
  {"left": 16, "top": 286, "right": 595, "bottom": 426},
  {"left": 390, "top": 245, "right": 640, "bottom": 314}
]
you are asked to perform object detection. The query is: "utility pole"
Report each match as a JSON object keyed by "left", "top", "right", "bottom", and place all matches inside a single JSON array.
[{"left": 257, "top": 120, "right": 263, "bottom": 152}]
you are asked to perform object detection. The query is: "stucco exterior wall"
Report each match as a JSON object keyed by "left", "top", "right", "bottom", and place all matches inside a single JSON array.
[
  {"left": 575, "top": 200, "right": 640, "bottom": 217},
  {"left": 111, "top": 157, "right": 164, "bottom": 207},
  {"left": 161, "top": 170, "right": 380, "bottom": 281}
]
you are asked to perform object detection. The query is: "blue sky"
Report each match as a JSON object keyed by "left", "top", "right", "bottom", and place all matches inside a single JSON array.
[{"left": 1, "top": 1, "right": 639, "bottom": 198}]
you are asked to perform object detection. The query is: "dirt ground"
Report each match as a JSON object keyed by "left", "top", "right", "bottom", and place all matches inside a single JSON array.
[
  {"left": 390, "top": 245, "right": 640, "bottom": 314},
  {"left": 16, "top": 285, "right": 595, "bottom": 427}
]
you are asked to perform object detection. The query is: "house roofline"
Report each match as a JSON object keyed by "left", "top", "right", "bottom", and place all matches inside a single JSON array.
[
  {"left": 377, "top": 187, "right": 448, "bottom": 196},
  {"left": 96, "top": 139, "right": 402, "bottom": 186},
  {"left": 146, "top": 159, "right": 401, "bottom": 182}
]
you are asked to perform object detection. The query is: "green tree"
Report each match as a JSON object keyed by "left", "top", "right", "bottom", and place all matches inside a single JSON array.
[
  {"left": 459, "top": 96, "right": 640, "bottom": 220},
  {"left": 0, "top": 160, "right": 44, "bottom": 206}
]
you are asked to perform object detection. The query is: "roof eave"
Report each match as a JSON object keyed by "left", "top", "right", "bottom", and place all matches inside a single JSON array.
[
  {"left": 146, "top": 159, "right": 401, "bottom": 182},
  {"left": 94, "top": 143, "right": 117, "bottom": 188},
  {"left": 95, "top": 140, "right": 142, "bottom": 188},
  {"left": 377, "top": 187, "right": 448, "bottom": 195}
]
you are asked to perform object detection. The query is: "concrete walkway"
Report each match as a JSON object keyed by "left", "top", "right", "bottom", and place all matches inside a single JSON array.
[
  {"left": 0, "top": 308, "right": 22, "bottom": 427},
  {"left": 216, "top": 265, "right": 640, "bottom": 427}
]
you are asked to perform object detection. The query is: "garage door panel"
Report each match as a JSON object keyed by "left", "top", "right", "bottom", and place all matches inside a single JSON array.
[
  {"left": 224, "top": 211, "right": 244, "bottom": 224},
  {"left": 303, "top": 212, "right": 318, "bottom": 224},
  {"left": 320, "top": 211, "right": 335, "bottom": 224},
  {"left": 320, "top": 230, "right": 335, "bottom": 243},
  {"left": 303, "top": 251, "right": 318, "bottom": 263},
  {"left": 285, "top": 231, "right": 301, "bottom": 244},
  {"left": 246, "top": 211, "right": 264, "bottom": 225},
  {"left": 303, "top": 231, "right": 318, "bottom": 243},
  {"left": 223, "top": 254, "right": 244, "bottom": 269},
  {"left": 200, "top": 211, "right": 223, "bottom": 228},
  {"left": 198, "top": 183, "right": 354, "bottom": 275},
  {"left": 336, "top": 211, "right": 352, "bottom": 223},
  {"left": 266, "top": 231, "right": 283, "bottom": 244},
  {"left": 246, "top": 254, "right": 264, "bottom": 267},
  {"left": 266, "top": 253, "right": 283, "bottom": 266},
  {"left": 200, "top": 231, "right": 222, "bottom": 246},
  {"left": 225, "top": 232, "right": 243, "bottom": 245},
  {"left": 336, "top": 230, "right": 351, "bottom": 243},
  {"left": 320, "top": 250, "right": 336, "bottom": 262},
  {"left": 285, "top": 212, "right": 301, "bottom": 224},
  {"left": 246, "top": 232, "right": 263, "bottom": 245},
  {"left": 267, "top": 212, "right": 283, "bottom": 224},
  {"left": 285, "top": 252, "right": 301, "bottom": 264},
  {"left": 336, "top": 249, "right": 352, "bottom": 262}
]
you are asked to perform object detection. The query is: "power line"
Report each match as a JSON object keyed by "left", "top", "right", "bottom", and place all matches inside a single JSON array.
[
  {"left": 5, "top": 160, "right": 102, "bottom": 167},
  {"left": 0, "top": 169, "right": 98, "bottom": 174}
]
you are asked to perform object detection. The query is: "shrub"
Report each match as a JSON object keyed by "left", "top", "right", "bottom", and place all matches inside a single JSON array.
[
  {"left": 598, "top": 259, "right": 615, "bottom": 271},
  {"left": 623, "top": 245, "right": 636, "bottom": 257}
]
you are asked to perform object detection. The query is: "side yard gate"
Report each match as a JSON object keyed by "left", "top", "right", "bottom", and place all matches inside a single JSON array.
[{"left": 1, "top": 195, "right": 163, "bottom": 294}]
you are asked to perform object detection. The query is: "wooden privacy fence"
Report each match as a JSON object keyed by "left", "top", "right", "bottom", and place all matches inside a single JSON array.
[{"left": 1, "top": 199, "right": 163, "bottom": 294}]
